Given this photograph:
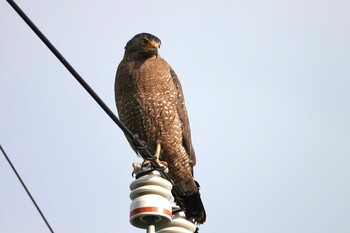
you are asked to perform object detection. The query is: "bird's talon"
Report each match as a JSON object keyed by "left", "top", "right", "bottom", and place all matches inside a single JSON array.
[{"left": 141, "top": 160, "right": 152, "bottom": 169}]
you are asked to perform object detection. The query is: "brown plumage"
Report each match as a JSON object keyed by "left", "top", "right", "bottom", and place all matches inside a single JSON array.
[{"left": 115, "top": 33, "right": 206, "bottom": 224}]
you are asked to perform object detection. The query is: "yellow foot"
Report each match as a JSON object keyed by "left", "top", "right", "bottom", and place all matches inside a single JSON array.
[
  {"left": 132, "top": 162, "right": 142, "bottom": 176},
  {"left": 141, "top": 160, "right": 152, "bottom": 169},
  {"left": 132, "top": 162, "right": 141, "bottom": 169},
  {"left": 154, "top": 142, "right": 168, "bottom": 166},
  {"left": 141, "top": 142, "right": 168, "bottom": 168}
]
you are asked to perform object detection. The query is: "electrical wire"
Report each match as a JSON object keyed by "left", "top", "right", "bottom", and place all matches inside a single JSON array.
[
  {"left": 0, "top": 145, "right": 55, "bottom": 233},
  {"left": 5, "top": 0, "right": 190, "bottom": 211},
  {"left": 5, "top": 0, "right": 172, "bottom": 182}
]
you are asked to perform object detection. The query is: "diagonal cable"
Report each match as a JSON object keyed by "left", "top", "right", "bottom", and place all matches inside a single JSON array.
[
  {"left": 5, "top": 0, "right": 176, "bottom": 188},
  {"left": 0, "top": 145, "right": 55, "bottom": 233}
]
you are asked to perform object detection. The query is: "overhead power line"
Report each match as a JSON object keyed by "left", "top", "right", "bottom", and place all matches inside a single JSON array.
[
  {"left": 0, "top": 145, "right": 55, "bottom": 233},
  {"left": 5, "top": 0, "right": 171, "bottom": 180},
  {"left": 5, "top": 0, "right": 190, "bottom": 216}
]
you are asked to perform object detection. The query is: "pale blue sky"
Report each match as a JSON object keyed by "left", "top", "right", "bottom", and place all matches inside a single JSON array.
[{"left": 1, "top": 0, "right": 349, "bottom": 232}]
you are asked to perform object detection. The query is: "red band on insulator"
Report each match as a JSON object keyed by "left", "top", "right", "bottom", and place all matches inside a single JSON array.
[{"left": 130, "top": 207, "right": 172, "bottom": 218}]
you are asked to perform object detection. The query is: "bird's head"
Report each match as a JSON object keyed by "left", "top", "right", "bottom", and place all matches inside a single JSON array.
[{"left": 124, "top": 33, "right": 161, "bottom": 60}]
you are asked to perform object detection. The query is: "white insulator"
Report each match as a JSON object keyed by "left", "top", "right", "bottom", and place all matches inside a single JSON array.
[
  {"left": 157, "top": 205, "right": 197, "bottom": 233},
  {"left": 129, "top": 164, "right": 173, "bottom": 230}
]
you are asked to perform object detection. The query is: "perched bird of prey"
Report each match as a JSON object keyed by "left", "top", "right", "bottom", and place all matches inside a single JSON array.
[{"left": 115, "top": 33, "right": 206, "bottom": 224}]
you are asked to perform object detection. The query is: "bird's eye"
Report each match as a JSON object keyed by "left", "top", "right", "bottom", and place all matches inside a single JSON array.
[{"left": 141, "top": 39, "right": 148, "bottom": 45}]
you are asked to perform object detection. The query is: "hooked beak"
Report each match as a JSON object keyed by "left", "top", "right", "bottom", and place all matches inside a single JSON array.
[
  {"left": 147, "top": 40, "right": 161, "bottom": 50},
  {"left": 146, "top": 40, "right": 160, "bottom": 57}
]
